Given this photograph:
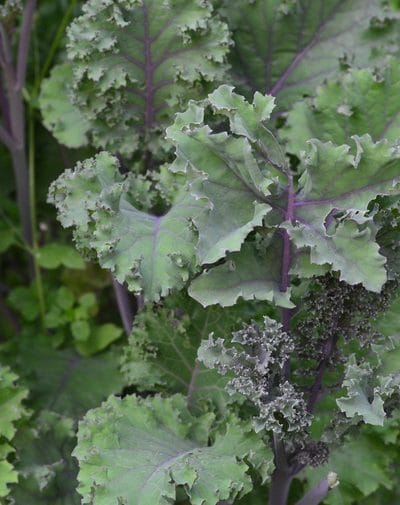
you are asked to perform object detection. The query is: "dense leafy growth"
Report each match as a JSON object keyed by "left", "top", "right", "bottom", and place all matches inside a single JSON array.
[{"left": 1, "top": 1, "right": 400, "bottom": 505}]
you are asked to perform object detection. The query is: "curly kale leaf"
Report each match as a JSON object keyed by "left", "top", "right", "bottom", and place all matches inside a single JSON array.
[
  {"left": 0, "top": 364, "right": 29, "bottom": 498},
  {"left": 198, "top": 317, "right": 310, "bottom": 435},
  {"left": 168, "top": 86, "right": 400, "bottom": 306},
  {"left": 74, "top": 394, "right": 273, "bottom": 505},
  {"left": 337, "top": 289, "right": 400, "bottom": 425},
  {"left": 120, "top": 293, "right": 267, "bottom": 412},
  {"left": 283, "top": 58, "right": 400, "bottom": 153},
  {"left": 224, "top": 0, "right": 400, "bottom": 109},
  {"left": 64, "top": 0, "right": 231, "bottom": 156},
  {"left": 120, "top": 293, "right": 256, "bottom": 413},
  {"left": 50, "top": 86, "right": 400, "bottom": 305},
  {"left": 48, "top": 152, "right": 204, "bottom": 301}
]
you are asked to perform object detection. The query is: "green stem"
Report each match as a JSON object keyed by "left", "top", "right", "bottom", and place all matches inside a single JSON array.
[
  {"left": 33, "top": 0, "right": 77, "bottom": 95},
  {"left": 28, "top": 105, "right": 45, "bottom": 325}
]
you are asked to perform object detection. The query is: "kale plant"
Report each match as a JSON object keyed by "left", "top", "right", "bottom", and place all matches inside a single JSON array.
[{"left": 2, "top": 1, "right": 400, "bottom": 505}]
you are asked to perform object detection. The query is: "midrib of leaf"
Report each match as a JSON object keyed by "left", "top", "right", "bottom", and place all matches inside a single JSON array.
[
  {"left": 142, "top": 2, "right": 155, "bottom": 130},
  {"left": 295, "top": 167, "right": 400, "bottom": 207},
  {"left": 49, "top": 354, "right": 81, "bottom": 411},
  {"left": 186, "top": 310, "right": 211, "bottom": 408},
  {"left": 269, "top": 0, "right": 346, "bottom": 95},
  {"left": 118, "top": 2, "right": 176, "bottom": 130},
  {"left": 148, "top": 215, "right": 161, "bottom": 296}
]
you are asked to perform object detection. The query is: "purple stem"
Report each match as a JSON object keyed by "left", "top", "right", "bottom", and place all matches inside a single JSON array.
[
  {"left": 280, "top": 174, "right": 295, "bottom": 342},
  {"left": 295, "top": 475, "right": 338, "bottom": 505},
  {"left": 307, "top": 334, "right": 338, "bottom": 412},
  {"left": 269, "top": 422, "right": 292, "bottom": 505},
  {"left": 17, "top": 0, "right": 36, "bottom": 88},
  {"left": 111, "top": 277, "right": 134, "bottom": 336},
  {"left": 268, "top": 469, "right": 293, "bottom": 505},
  {"left": 269, "top": 174, "right": 296, "bottom": 505},
  {"left": 280, "top": 174, "right": 295, "bottom": 293},
  {"left": 0, "top": 1, "right": 36, "bottom": 249}
]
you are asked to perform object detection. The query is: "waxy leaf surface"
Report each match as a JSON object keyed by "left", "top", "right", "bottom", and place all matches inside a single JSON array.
[
  {"left": 66, "top": 0, "right": 231, "bottom": 156},
  {"left": 74, "top": 394, "right": 272, "bottom": 505},
  {"left": 225, "top": 0, "right": 400, "bottom": 108}
]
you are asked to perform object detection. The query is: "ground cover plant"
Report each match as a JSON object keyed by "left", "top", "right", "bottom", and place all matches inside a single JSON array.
[{"left": 1, "top": 1, "right": 400, "bottom": 504}]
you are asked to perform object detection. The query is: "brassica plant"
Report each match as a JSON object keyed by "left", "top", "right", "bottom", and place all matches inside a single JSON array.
[{"left": 2, "top": 1, "right": 400, "bottom": 505}]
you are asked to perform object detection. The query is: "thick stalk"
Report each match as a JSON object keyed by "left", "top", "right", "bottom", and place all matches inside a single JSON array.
[
  {"left": 28, "top": 104, "right": 45, "bottom": 324},
  {"left": 269, "top": 436, "right": 292, "bottom": 505},
  {"left": 111, "top": 278, "right": 134, "bottom": 336},
  {"left": 0, "top": 22, "right": 32, "bottom": 246},
  {"left": 269, "top": 469, "right": 293, "bottom": 505},
  {"left": 0, "top": 1, "right": 36, "bottom": 250},
  {"left": 9, "top": 144, "right": 32, "bottom": 246},
  {"left": 295, "top": 473, "right": 339, "bottom": 505},
  {"left": 269, "top": 174, "right": 296, "bottom": 505},
  {"left": 280, "top": 173, "right": 295, "bottom": 332}
]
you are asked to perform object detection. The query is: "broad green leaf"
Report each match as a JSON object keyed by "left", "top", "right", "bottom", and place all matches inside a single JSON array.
[
  {"left": 225, "top": 0, "right": 400, "bottom": 109},
  {"left": 36, "top": 243, "right": 85, "bottom": 270},
  {"left": 286, "top": 136, "right": 400, "bottom": 291},
  {"left": 189, "top": 241, "right": 293, "bottom": 308},
  {"left": 166, "top": 87, "right": 276, "bottom": 265},
  {"left": 5, "top": 340, "right": 124, "bottom": 419},
  {"left": 283, "top": 59, "right": 400, "bottom": 153},
  {"left": 66, "top": 0, "right": 231, "bottom": 156},
  {"left": 39, "top": 63, "right": 90, "bottom": 149},
  {"left": 49, "top": 152, "right": 204, "bottom": 301},
  {"left": 74, "top": 394, "right": 273, "bottom": 505},
  {"left": 172, "top": 87, "right": 400, "bottom": 306},
  {"left": 120, "top": 293, "right": 264, "bottom": 412},
  {"left": 9, "top": 411, "right": 80, "bottom": 505}
]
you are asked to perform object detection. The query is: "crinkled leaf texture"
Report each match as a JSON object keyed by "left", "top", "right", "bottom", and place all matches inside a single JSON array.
[
  {"left": 166, "top": 85, "right": 400, "bottom": 307},
  {"left": 65, "top": 0, "right": 231, "bottom": 156},
  {"left": 39, "top": 63, "right": 90, "bottom": 148},
  {"left": 225, "top": 0, "right": 400, "bottom": 109},
  {"left": 337, "top": 346, "right": 400, "bottom": 427},
  {"left": 283, "top": 58, "right": 400, "bottom": 153},
  {"left": 48, "top": 152, "right": 204, "bottom": 302},
  {"left": 337, "top": 291, "right": 400, "bottom": 425},
  {"left": 74, "top": 394, "right": 273, "bottom": 505},
  {"left": 120, "top": 293, "right": 267, "bottom": 412},
  {"left": 0, "top": 364, "right": 29, "bottom": 498}
]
